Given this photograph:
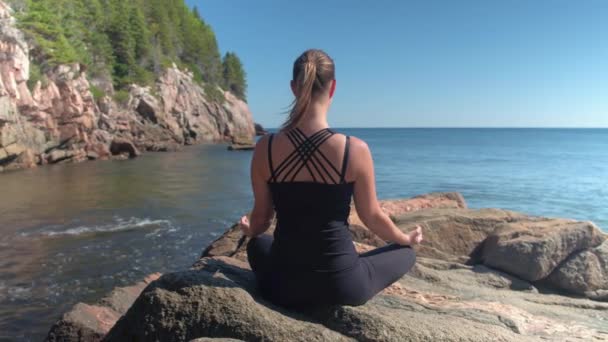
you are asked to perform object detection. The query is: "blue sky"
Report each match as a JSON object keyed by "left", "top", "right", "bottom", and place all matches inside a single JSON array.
[{"left": 187, "top": 0, "right": 608, "bottom": 128}]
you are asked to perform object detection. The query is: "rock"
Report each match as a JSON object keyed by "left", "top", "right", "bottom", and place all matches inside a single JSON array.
[
  {"left": 254, "top": 122, "right": 267, "bottom": 136},
  {"left": 86, "top": 134, "right": 111, "bottom": 160},
  {"left": 203, "top": 194, "right": 608, "bottom": 300},
  {"left": 546, "top": 240, "right": 608, "bottom": 297},
  {"left": 149, "top": 66, "right": 255, "bottom": 144},
  {"left": 12, "top": 148, "right": 36, "bottom": 168},
  {"left": 46, "top": 193, "right": 608, "bottom": 342},
  {"left": 102, "top": 253, "right": 608, "bottom": 342},
  {"left": 109, "top": 138, "right": 139, "bottom": 158},
  {"left": 481, "top": 219, "right": 605, "bottom": 282},
  {"left": 190, "top": 339, "right": 245, "bottom": 342},
  {"left": 47, "top": 149, "right": 74, "bottom": 164},
  {"left": 392, "top": 208, "right": 527, "bottom": 263},
  {"left": 86, "top": 151, "right": 99, "bottom": 160},
  {"left": 144, "top": 142, "right": 181, "bottom": 152},
  {"left": 3, "top": 142, "right": 24, "bottom": 156},
  {"left": 201, "top": 223, "right": 247, "bottom": 260},
  {"left": 45, "top": 274, "right": 161, "bottom": 342},
  {"left": 227, "top": 143, "right": 254, "bottom": 151},
  {"left": 131, "top": 86, "right": 160, "bottom": 124},
  {"left": 349, "top": 192, "right": 467, "bottom": 227},
  {"left": 45, "top": 303, "right": 119, "bottom": 342},
  {"left": 104, "top": 258, "right": 351, "bottom": 342},
  {"left": 227, "top": 135, "right": 255, "bottom": 151}
]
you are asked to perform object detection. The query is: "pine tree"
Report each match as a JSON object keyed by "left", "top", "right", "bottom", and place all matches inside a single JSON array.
[
  {"left": 13, "top": 0, "right": 247, "bottom": 102},
  {"left": 222, "top": 52, "right": 247, "bottom": 101}
]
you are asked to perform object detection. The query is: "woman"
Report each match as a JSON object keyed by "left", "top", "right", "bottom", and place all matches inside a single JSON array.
[{"left": 239, "top": 49, "right": 423, "bottom": 308}]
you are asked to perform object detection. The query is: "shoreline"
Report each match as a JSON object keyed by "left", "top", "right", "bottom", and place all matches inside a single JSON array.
[
  {"left": 45, "top": 192, "right": 608, "bottom": 341},
  {"left": 0, "top": 139, "right": 249, "bottom": 175}
]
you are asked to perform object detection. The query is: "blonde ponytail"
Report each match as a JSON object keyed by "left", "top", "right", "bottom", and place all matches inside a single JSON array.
[{"left": 282, "top": 50, "right": 335, "bottom": 130}]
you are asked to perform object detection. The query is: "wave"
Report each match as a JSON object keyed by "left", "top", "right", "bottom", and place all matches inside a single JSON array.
[{"left": 22, "top": 217, "right": 174, "bottom": 238}]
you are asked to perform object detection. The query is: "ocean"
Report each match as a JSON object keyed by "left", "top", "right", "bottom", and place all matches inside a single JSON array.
[{"left": 0, "top": 128, "right": 606, "bottom": 340}]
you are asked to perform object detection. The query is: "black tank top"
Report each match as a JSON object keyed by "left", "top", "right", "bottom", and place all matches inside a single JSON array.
[{"left": 267, "top": 128, "right": 358, "bottom": 272}]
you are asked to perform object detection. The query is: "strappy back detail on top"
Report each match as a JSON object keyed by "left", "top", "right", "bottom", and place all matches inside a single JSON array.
[{"left": 267, "top": 128, "right": 351, "bottom": 185}]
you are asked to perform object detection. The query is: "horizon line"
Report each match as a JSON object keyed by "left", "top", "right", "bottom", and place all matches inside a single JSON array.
[{"left": 264, "top": 126, "right": 608, "bottom": 130}]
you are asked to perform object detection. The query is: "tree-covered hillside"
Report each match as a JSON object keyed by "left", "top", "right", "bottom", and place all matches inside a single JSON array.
[{"left": 7, "top": 0, "right": 247, "bottom": 101}]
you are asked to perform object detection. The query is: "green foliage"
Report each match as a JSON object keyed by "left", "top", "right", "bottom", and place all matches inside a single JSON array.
[
  {"left": 12, "top": 0, "right": 246, "bottom": 103},
  {"left": 27, "top": 62, "right": 42, "bottom": 91},
  {"left": 113, "top": 89, "right": 131, "bottom": 105},
  {"left": 204, "top": 84, "right": 225, "bottom": 104},
  {"left": 89, "top": 85, "right": 105, "bottom": 102},
  {"left": 222, "top": 52, "right": 247, "bottom": 102}
]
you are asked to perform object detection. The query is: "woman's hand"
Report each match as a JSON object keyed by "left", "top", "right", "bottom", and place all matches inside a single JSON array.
[
  {"left": 407, "top": 225, "right": 424, "bottom": 245},
  {"left": 239, "top": 215, "right": 252, "bottom": 236}
]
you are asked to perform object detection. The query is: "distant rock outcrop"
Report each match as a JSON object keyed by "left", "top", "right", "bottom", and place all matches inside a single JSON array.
[
  {"left": 254, "top": 122, "right": 268, "bottom": 136},
  {"left": 46, "top": 192, "right": 608, "bottom": 341},
  {"left": 0, "top": 1, "right": 255, "bottom": 172}
]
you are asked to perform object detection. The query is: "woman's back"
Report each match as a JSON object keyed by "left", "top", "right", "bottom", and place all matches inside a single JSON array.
[{"left": 266, "top": 127, "right": 357, "bottom": 272}]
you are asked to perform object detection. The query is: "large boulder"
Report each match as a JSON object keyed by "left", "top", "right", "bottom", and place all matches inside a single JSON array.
[
  {"left": 546, "top": 240, "right": 608, "bottom": 300},
  {"left": 348, "top": 192, "right": 467, "bottom": 228},
  {"left": 481, "top": 219, "right": 605, "bottom": 282},
  {"left": 202, "top": 195, "right": 608, "bottom": 301},
  {"left": 391, "top": 208, "right": 526, "bottom": 263},
  {"left": 102, "top": 253, "right": 607, "bottom": 342},
  {"left": 104, "top": 257, "right": 351, "bottom": 342}
]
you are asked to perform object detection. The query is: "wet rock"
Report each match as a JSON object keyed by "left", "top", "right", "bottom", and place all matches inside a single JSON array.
[
  {"left": 109, "top": 138, "right": 139, "bottom": 158},
  {"left": 86, "top": 151, "right": 99, "bottom": 160},
  {"left": 227, "top": 143, "right": 254, "bottom": 151},
  {"left": 45, "top": 274, "right": 161, "bottom": 342}
]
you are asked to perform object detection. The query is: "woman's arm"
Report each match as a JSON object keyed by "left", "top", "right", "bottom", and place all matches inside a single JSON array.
[
  {"left": 350, "top": 137, "right": 422, "bottom": 245},
  {"left": 240, "top": 135, "right": 275, "bottom": 237}
]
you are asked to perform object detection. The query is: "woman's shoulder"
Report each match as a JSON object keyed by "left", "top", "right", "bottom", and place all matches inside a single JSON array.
[
  {"left": 344, "top": 135, "right": 370, "bottom": 153},
  {"left": 252, "top": 134, "right": 272, "bottom": 157}
]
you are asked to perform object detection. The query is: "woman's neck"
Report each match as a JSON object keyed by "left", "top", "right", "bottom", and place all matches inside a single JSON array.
[{"left": 297, "top": 100, "right": 330, "bottom": 132}]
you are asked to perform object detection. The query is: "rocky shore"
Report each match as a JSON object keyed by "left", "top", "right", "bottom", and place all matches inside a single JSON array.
[
  {"left": 46, "top": 193, "right": 608, "bottom": 342},
  {"left": 0, "top": 2, "right": 255, "bottom": 173}
]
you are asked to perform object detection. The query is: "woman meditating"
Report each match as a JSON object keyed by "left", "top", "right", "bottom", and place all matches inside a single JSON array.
[{"left": 239, "top": 49, "right": 423, "bottom": 308}]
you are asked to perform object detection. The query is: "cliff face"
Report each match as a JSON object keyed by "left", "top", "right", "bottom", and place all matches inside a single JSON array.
[{"left": 0, "top": 1, "right": 254, "bottom": 172}]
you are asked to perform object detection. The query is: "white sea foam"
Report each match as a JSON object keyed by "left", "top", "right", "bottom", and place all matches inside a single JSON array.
[{"left": 24, "top": 217, "right": 173, "bottom": 237}]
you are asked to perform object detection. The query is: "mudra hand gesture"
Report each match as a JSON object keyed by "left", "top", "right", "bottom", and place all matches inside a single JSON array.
[
  {"left": 408, "top": 225, "right": 424, "bottom": 245},
  {"left": 239, "top": 215, "right": 251, "bottom": 236}
]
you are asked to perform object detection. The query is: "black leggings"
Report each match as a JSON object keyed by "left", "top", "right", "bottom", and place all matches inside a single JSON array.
[{"left": 247, "top": 235, "right": 416, "bottom": 307}]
